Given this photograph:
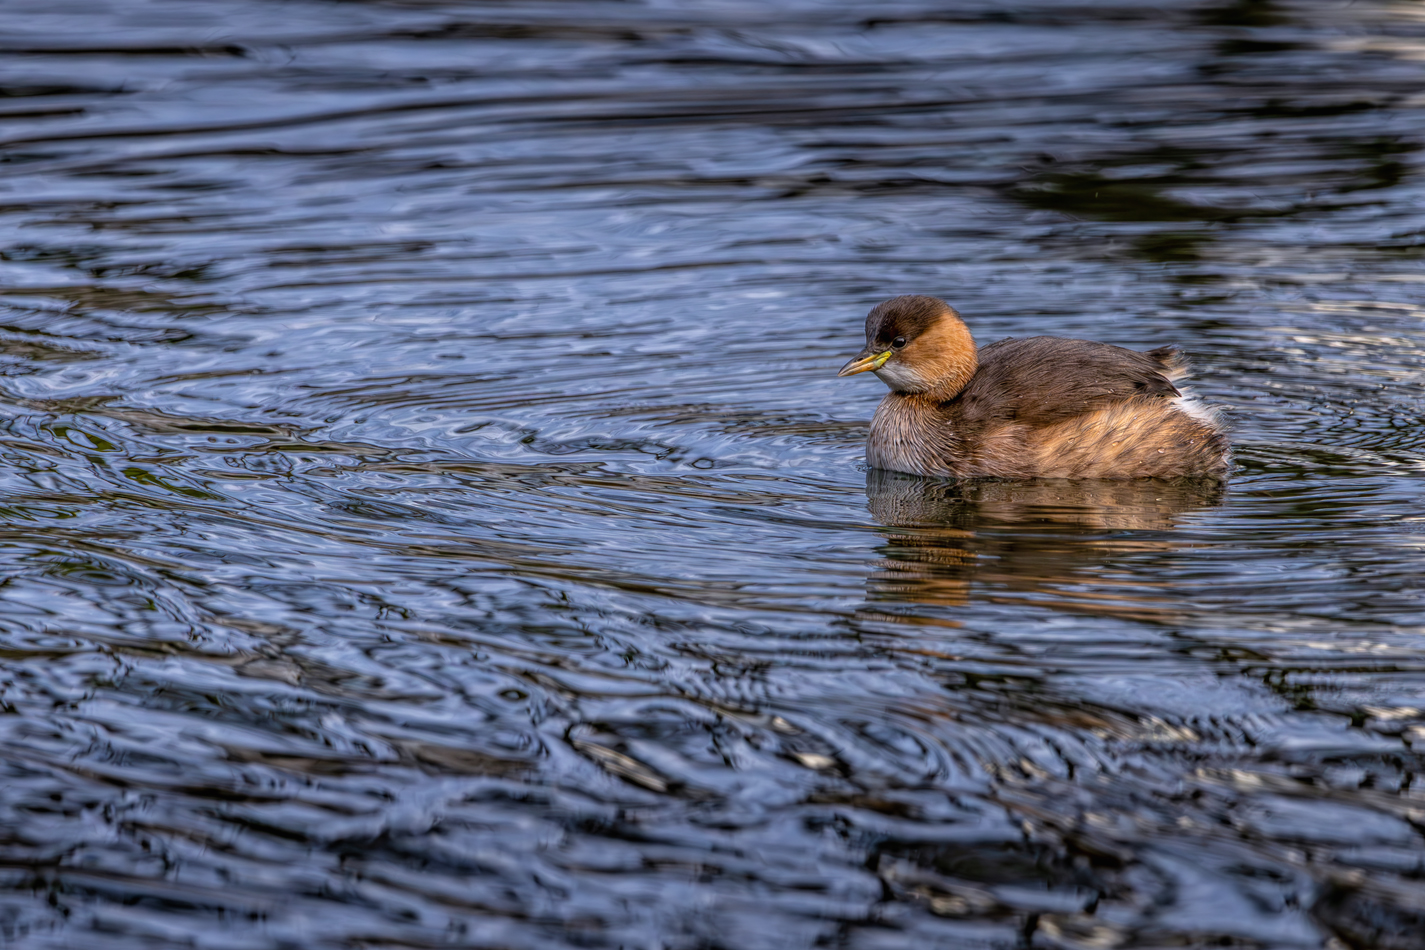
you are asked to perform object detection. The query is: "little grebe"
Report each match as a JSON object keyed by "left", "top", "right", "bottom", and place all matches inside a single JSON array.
[{"left": 839, "top": 295, "right": 1230, "bottom": 479}]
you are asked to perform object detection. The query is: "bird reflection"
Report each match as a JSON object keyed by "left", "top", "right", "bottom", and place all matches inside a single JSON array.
[{"left": 862, "top": 468, "right": 1224, "bottom": 622}]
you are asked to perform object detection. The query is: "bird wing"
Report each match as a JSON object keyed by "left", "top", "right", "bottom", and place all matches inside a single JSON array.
[{"left": 949, "top": 336, "right": 1182, "bottom": 428}]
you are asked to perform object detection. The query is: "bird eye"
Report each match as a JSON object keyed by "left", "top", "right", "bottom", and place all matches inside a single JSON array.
[{"left": 891, "top": 336, "right": 907, "bottom": 349}]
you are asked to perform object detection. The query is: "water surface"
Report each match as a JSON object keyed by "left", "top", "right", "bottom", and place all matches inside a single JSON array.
[{"left": 2, "top": 1, "right": 1425, "bottom": 947}]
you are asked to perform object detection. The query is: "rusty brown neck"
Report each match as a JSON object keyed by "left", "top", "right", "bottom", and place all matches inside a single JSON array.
[{"left": 906, "top": 315, "right": 977, "bottom": 401}]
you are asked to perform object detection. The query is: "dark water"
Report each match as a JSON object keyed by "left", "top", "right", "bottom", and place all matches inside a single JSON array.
[{"left": 2, "top": 1, "right": 1425, "bottom": 947}]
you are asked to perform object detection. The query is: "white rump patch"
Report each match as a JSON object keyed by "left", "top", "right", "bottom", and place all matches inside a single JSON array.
[{"left": 1172, "top": 392, "right": 1222, "bottom": 427}]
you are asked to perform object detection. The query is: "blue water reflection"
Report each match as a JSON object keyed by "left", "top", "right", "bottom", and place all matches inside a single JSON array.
[{"left": 1, "top": 0, "right": 1424, "bottom": 947}]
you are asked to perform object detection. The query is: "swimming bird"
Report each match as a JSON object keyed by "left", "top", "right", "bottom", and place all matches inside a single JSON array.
[{"left": 838, "top": 295, "right": 1229, "bottom": 479}]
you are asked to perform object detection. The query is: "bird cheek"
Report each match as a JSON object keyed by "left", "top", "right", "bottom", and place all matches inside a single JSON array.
[{"left": 873, "top": 361, "right": 922, "bottom": 392}]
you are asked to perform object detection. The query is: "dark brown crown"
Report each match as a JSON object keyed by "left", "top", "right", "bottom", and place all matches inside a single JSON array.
[{"left": 865, "top": 295, "right": 956, "bottom": 347}]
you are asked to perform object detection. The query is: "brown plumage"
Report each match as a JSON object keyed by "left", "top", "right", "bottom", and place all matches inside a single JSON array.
[{"left": 838, "top": 295, "right": 1230, "bottom": 479}]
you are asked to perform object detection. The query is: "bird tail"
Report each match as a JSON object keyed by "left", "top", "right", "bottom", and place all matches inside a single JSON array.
[{"left": 1146, "top": 344, "right": 1190, "bottom": 383}]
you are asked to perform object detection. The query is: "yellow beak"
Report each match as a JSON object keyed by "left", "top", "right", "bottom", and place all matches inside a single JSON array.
[{"left": 838, "top": 349, "right": 892, "bottom": 377}]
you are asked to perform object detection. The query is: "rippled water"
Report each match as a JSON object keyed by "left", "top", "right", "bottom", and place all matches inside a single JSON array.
[{"left": 2, "top": 1, "right": 1425, "bottom": 947}]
